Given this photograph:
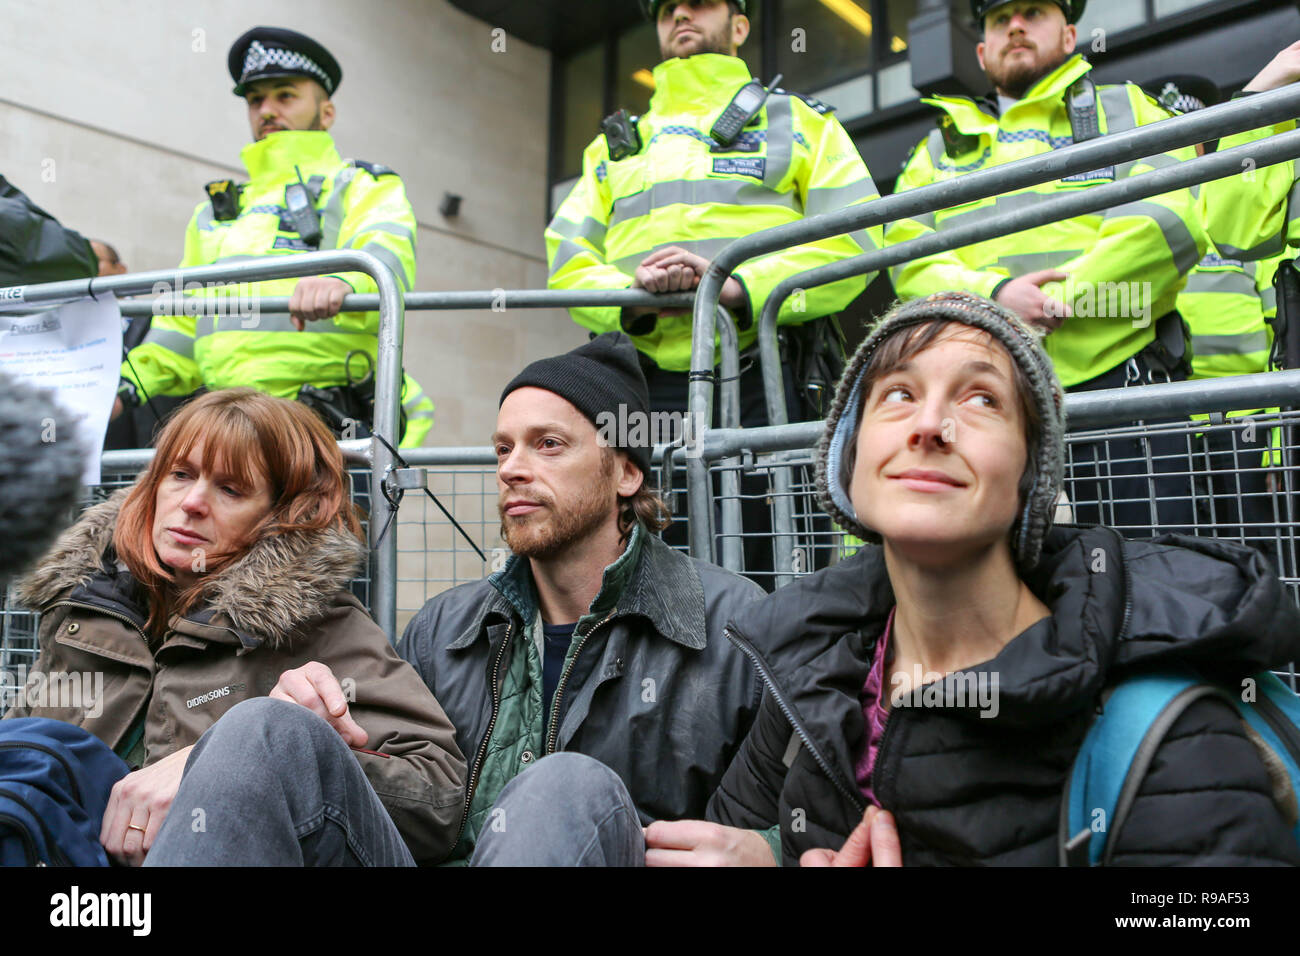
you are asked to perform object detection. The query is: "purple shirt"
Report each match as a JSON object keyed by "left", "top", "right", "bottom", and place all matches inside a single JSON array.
[{"left": 855, "top": 606, "right": 896, "bottom": 807}]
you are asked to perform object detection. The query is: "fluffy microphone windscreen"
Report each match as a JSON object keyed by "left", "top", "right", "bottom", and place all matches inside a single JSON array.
[{"left": 0, "top": 370, "right": 86, "bottom": 583}]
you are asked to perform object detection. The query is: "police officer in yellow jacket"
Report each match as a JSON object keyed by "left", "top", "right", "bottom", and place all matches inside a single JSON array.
[
  {"left": 1198, "top": 40, "right": 1300, "bottom": 264},
  {"left": 547, "top": 0, "right": 882, "bottom": 427},
  {"left": 116, "top": 26, "right": 434, "bottom": 448},
  {"left": 886, "top": 0, "right": 1207, "bottom": 533}
]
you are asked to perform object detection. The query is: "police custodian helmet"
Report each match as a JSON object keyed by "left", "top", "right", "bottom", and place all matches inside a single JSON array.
[
  {"left": 641, "top": 0, "right": 748, "bottom": 19},
  {"left": 970, "top": 0, "right": 1085, "bottom": 24},
  {"left": 227, "top": 26, "right": 343, "bottom": 97}
]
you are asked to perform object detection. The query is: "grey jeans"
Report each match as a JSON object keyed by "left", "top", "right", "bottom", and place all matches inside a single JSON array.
[
  {"left": 144, "top": 697, "right": 415, "bottom": 867},
  {"left": 471, "top": 751, "right": 646, "bottom": 867}
]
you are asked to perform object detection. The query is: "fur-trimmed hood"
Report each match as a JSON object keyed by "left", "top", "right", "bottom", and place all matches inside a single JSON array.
[{"left": 17, "top": 487, "right": 366, "bottom": 648}]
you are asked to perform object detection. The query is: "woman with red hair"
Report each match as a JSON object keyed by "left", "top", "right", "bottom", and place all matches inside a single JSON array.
[{"left": 7, "top": 388, "right": 464, "bottom": 865}]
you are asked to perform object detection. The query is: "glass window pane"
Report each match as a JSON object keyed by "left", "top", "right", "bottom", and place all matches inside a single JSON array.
[
  {"left": 617, "top": 21, "right": 661, "bottom": 116},
  {"left": 885, "top": 0, "right": 917, "bottom": 56},
  {"left": 778, "top": 0, "right": 875, "bottom": 93},
  {"left": 559, "top": 44, "right": 605, "bottom": 179},
  {"left": 1075, "top": 0, "right": 1147, "bottom": 41},
  {"left": 1153, "top": 0, "right": 1216, "bottom": 17}
]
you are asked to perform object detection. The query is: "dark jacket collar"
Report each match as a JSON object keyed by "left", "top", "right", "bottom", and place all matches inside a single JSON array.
[{"left": 448, "top": 524, "right": 708, "bottom": 651}]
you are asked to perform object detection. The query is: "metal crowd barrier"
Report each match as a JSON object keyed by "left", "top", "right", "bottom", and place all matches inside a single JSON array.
[{"left": 686, "top": 81, "right": 1300, "bottom": 561}]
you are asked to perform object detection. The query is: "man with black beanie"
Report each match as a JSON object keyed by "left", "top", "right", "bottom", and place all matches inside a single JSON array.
[{"left": 397, "top": 332, "right": 776, "bottom": 865}]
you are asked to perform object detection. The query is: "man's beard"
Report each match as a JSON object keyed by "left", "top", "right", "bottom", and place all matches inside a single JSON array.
[
  {"left": 660, "top": 18, "right": 733, "bottom": 60},
  {"left": 985, "top": 44, "right": 1069, "bottom": 100},
  {"left": 498, "top": 467, "right": 617, "bottom": 561},
  {"left": 257, "top": 107, "right": 323, "bottom": 140}
]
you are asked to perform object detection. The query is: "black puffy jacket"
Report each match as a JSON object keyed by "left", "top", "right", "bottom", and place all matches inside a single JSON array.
[
  {"left": 707, "top": 526, "right": 1300, "bottom": 866},
  {"left": 0, "top": 175, "right": 96, "bottom": 286}
]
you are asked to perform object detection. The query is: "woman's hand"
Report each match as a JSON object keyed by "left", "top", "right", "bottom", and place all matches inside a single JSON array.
[
  {"left": 643, "top": 820, "right": 778, "bottom": 866},
  {"left": 100, "top": 745, "right": 192, "bottom": 866},
  {"left": 270, "top": 661, "right": 368, "bottom": 747},
  {"left": 800, "top": 806, "right": 902, "bottom": 867}
]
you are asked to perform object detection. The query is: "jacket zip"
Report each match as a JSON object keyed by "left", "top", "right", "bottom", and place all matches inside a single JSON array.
[
  {"left": 1109, "top": 528, "right": 1134, "bottom": 643},
  {"left": 0, "top": 741, "right": 83, "bottom": 805},
  {"left": 545, "top": 609, "right": 617, "bottom": 755},
  {"left": 724, "top": 624, "right": 865, "bottom": 812},
  {"left": 455, "top": 620, "right": 514, "bottom": 847}
]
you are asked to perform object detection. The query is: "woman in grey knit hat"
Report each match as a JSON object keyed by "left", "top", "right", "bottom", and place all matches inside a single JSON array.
[{"left": 705, "top": 291, "right": 1300, "bottom": 867}]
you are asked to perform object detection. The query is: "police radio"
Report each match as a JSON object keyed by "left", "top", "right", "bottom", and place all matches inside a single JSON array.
[
  {"left": 284, "top": 166, "right": 323, "bottom": 247},
  {"left": 1066, "top": 77, "right": 1101, "bottom": 143},
  {"left": 601, "top": 110, "right": 643, "bottom": 161},
  {"left": 710, "top": 73, "right": 781, "bottom": 147}
]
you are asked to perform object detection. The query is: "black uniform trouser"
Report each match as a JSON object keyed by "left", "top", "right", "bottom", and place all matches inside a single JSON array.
[
  {"left": 1195, "top": 417, "right": 1290, "bottom": 570},
  {"left": 644, "top": 352, "right": 813, "bottom": 591},
  {"left": 1065, "top": 351, "right": 1197, "bottom": 535}
]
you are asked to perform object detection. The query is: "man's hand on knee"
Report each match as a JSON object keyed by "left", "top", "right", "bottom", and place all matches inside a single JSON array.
[
  {"left": 643, "top": 819, "right": 777, "bottom": 867},
  {"left": 270, "top": 661, "right": 369, "bottom": 748}
]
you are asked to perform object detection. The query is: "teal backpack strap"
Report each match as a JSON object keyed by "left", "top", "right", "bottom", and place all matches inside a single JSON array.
[
  {"left": 1060, "top": 672, "right": 1230, "bottom": 866},
  {"left": 1236, "top": 672, "right": 1300, "bottom": 841}
]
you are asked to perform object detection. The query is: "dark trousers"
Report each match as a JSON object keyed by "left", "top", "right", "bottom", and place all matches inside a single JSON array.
[
  {"left": 644, "top": 353, "right": 812, "bottom": 590},
  {"left": 1065, "top": 352, "right": 1196, "bottom": 536}
]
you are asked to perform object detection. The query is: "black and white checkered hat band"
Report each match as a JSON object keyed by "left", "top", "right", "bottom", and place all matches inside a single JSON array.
[{"left": 241, "top": 40, "right": 333, "bottom": 93}]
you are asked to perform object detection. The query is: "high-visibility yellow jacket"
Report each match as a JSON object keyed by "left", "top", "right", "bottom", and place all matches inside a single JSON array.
[
  {"left": 546, "top": 53, "right": 882, "bottom": 372},
  {"left": 1199, "top": 114, "right": 1297, "bottom": 261},
  {"left": 887, "top": 55, "right": 1206, "bottom": 388},
  {"left": 1182, "top": 245, "right": 1279, "bottom": 428},
  {"left": 121, "top": 130, "right": 434, "bottom": 446}
]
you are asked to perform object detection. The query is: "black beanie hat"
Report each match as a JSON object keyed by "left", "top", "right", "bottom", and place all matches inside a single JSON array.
[{"left": 499, "top": 332, "right": 653, "bottom": 478}]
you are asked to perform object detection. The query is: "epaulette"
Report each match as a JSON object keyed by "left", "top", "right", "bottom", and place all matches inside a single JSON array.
[
  {"left": 772, "top": 88, "right": 835, "bottom": 115},
  {"left": 348, "top": 159, "right": 398, "bottom": 178}
]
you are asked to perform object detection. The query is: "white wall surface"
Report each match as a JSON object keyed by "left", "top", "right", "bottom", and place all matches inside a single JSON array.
[{"left": 0, "top": 0, "right": 586, "bottom": 449}]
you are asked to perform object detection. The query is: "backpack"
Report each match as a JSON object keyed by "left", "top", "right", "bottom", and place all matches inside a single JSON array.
[
  {"left": 1060, "top": 670, "right": 1300, "bottom": 866},
  {"left": 0, "top": 718, "right": 130, "bottom": 866}
]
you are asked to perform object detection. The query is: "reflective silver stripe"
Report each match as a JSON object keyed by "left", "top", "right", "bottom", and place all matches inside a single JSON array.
[
  {"left": 195, "top": 313, "right": 369, "bottom": 336},
  {"left": 609, "top": 178, "right": 801, "bottom": 228},
  {"left": 320, "top": 166, "right": 357, "bottom": 250},
  {"left": 208, "top": 254, "right": 271, "bottom": 266},
  {"left": 613, "top": 237, "right": 734, "bottom": 274},
  {"left": 938, "top": 191, "right": 1041, "bottom": 232},
  {"left": 925, "top": 129, "right": 944, "bottom": 168},
  {"left": 406, "top": 409, "right": 436, "bottom": 421},
  {"left": 1215, "top": 235, "right": 1286, "bottom": 260},
  {"left": 355, "top": 242, "right": 411, "bottom": 291},
  {"left": 1103, "top": 200, "right": 1201, "bottom": 274},
  {"left": 763, "top": 94, "right": 795, "bottom": 188},
  {"left": 1261, "top": 285, "right": 1277, "bottom": 313},
  {"left": 994, "top": 250, "right": 1083, "bottom": 276},
  {"left": 1191, "top": 331, "right": 1271, "bottom": 356},
  {"left": 347, "top": 220, "right": 415, "bottom": 245},
  {"left": 195, "top": 204, "right": 217, "bottom": 233},
  {"left": 1099, "top": 84, "right": 1137, "bottom": 135},
  {"left": 549, "top": 215, "right": 608, "bottom": 250},
  {"left": 850, "top": 227, "right": 880, "bottom": 253},
  {"left": 805, "top": 178, "right": 879, "bottom": 217},
  {"left": 139, "top": 327, "right": 195, "bottom": 359},
  {"left": 1181, "top": 267, "right": 1257, "bottom": 296},
  {"left": 549, "top": 238, "right": 595, "bottom": 276}
]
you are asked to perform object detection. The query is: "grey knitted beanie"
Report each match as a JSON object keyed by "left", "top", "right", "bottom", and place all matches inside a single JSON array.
[{"left": 816, "top": 291, "right": 1067, "bottom": 570}]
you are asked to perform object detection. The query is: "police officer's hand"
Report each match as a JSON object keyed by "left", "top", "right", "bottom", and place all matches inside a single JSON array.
[
  {"left": 289, "top": 276, "right": 352, "bottom": 331},
  {"left": 1244, "top": 40, "right": 1300, "bottom": 93},
  {"left": 111, "top": 396, "right": 124, "bottom": 421},
  {"left": 994, "top": 269, "right": 1071, "bottom": 332},
  {"left": 635, "top": 247, "right": 747, "bottom": 314}
]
